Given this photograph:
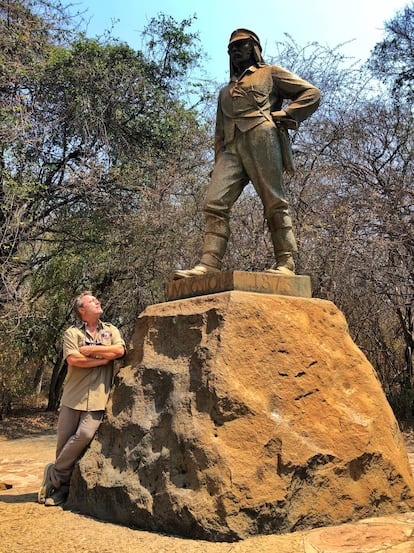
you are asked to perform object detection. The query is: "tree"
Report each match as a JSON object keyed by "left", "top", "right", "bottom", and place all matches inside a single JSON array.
[
  {"left": 0, "top": 2, "right": 213, "bottom": 411},
  {"left": 369, "top": 2, "right": 414, "bottom": 103},
  {"left": 1, "top": 1, "right": 413, "bottom": 425}
]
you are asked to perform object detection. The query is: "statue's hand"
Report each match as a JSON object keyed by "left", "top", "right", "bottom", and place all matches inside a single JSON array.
[{"left": 271, "top": 110, "right": 298, "bottom": 130}]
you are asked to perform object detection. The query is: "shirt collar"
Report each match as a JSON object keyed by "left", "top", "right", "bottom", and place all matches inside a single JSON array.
[
  {"left": 231, "top": 64, "right": 258, "bottom": 82},
  {"left": 77, "top": 319, "right": 104, "bottom": 331}
]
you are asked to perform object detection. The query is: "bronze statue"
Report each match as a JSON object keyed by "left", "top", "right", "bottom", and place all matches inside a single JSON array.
[{"left": 174, "top": 29, "right": 320, "bottom": 279}]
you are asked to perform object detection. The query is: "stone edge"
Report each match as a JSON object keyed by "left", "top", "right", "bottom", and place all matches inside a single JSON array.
[{"left": 166, "top": 271, "right": 312, "bottom": 301}]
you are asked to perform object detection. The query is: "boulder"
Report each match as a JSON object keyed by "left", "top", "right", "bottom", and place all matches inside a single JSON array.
[{"left": 68, "top": 291, "right": 414, "bottom": 541}]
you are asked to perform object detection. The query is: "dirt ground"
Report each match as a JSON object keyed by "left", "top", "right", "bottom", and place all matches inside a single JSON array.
[{"left": 1, "top": 411, "right": 414, "bottom": 553}]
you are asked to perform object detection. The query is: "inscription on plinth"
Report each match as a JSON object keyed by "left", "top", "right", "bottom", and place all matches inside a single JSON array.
[{"left": 166, "top": 271, "right": 312, "bottom": 301}]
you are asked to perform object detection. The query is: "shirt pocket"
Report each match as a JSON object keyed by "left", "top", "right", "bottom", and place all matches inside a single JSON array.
[
  {"left": 99, "top": 329, "right": 113, "bottom": 346},
  {"left": 248, "top": 87, "right": 270, "bottom": 109}
]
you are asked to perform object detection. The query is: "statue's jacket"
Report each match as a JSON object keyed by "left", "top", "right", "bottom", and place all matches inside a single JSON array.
[{"left": 214, "top": 64, "right": 320, "bottom": 160}]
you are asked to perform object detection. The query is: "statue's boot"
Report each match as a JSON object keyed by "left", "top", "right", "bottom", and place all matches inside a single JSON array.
[
  {"left": 265, "top": 212, "right": 297, "bottom": 276},
  {"left": 173, "top": 217, "right": 229, "bottom": 279}
]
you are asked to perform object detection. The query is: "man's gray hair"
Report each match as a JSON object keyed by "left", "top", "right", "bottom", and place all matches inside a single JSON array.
[{"left": 74, "top": 290, "right": 93, "bottom": 315}]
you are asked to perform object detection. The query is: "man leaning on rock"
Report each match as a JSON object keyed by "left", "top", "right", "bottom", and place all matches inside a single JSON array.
[{"left": 38, "top": 291, "right": 125, "bottom": 507}]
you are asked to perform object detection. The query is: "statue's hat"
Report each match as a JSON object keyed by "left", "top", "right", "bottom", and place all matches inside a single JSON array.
[{"left": 228, "top": 29, "right": 262, "bottom": 51}]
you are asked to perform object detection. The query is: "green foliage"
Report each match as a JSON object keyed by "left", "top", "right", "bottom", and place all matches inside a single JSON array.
[
  {"left": 142, "top": 13, "right": 202, "bottom": 82},
  {"left": 0, "top": 0, "right": 213, "bottom": 411}
]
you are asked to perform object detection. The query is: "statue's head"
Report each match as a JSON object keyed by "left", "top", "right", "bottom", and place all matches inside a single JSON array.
[
  {"left": 228, "top": 28, "right": 262, "bottom": 52},
  {"left": 227, "top": 28, "right": 265, "bottom": 77}
]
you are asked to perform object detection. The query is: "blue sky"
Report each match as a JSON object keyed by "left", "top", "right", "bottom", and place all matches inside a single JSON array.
[{"left": 76, "top": 0, "right": 408, "bottom": 82}]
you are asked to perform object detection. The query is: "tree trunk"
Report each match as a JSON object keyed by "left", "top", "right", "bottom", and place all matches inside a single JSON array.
[
  {"left": 397, "top": 304, "right": 414, "bottom": 388},
  {"left": 47, "top": 353, "right": 67, "bottom": 411}
]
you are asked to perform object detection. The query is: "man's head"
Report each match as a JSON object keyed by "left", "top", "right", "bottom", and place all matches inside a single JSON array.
[{"left": 74, "top": 291, "right": 103, "bottom": 322}]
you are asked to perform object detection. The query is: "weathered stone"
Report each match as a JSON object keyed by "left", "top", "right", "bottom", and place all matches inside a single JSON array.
[
  {"left": 166, "top": 270, "right": 312, "bottom": 301},
  {"left": 68, "top": 291, "right": 414, "bottom": 541},
  {"left": 0, "top": 481, "right": 12, "bottom": 490}
]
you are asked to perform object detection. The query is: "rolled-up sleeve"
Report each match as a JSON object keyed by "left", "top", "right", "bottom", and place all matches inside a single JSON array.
[{"left": 63, "top": 327, "right": 81, "bottom": 361}]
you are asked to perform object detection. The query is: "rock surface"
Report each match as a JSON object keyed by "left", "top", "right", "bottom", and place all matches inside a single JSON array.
[{"left": 68, "top": 291, "right": 414, "bottom": 541}]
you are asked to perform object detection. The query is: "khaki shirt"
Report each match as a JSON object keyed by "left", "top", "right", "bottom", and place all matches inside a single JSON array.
[
  {"left": 61, "top": 321, "right": 125, "bottom": 411},
  {"left": 215, "top": 64, "right": 321, "bottom": 159}
]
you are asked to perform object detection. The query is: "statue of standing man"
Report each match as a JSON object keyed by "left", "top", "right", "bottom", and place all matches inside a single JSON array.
[{"left": 174, "top": 29, "right": 320, "bottom": 279}]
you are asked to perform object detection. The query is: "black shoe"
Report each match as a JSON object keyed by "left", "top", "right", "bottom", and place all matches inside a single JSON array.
[{"left": 44, "top": 485, "right": 69, "bottom": 507}]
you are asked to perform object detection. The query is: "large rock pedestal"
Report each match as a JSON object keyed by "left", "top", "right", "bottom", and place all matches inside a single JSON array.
[{"left": 68, "top": 290, "right": 414, "bottom": 541}]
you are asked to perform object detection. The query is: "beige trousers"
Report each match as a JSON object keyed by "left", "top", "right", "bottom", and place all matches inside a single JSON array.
[{"left": 50, "top": 405, "right": 104, "bottom": 488}]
